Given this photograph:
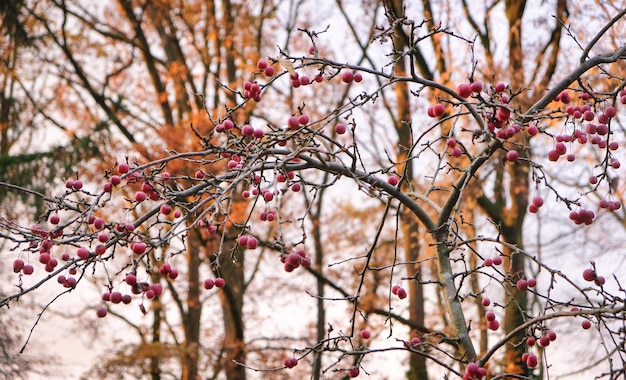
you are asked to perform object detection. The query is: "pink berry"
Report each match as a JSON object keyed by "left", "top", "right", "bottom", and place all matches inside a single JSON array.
[
  {"left": 360, "top": 330, "right": 371, "bottom": 339},
  {"left": 348, "top": 367, "right": 360, "bottom": 378},
  {"left": 335, "top": 123, "right": 347, "bottom": 134},
  {"left": 131, "top": 242, "right": 147, "bottom": 255},
  {"left": 486, "top": 311, "right": 496, "bottom": 321},
  {"left": 298, "top": 115, "right": 309, "bottom": 125},
  {"left": 391, "top": 285, "right": 400, "bottom": 295},
  {"left": 492, "top": 256, "right": 503, "bottom": 265},
  {"left": 387, "top": 176, "right": 399, "bottom": 186},
  {"left": 487, "top": 319, "right": 500, "bottom": 331},
  {"left": 287, "top": 117, "right": 299, "bottom": 130},
  {"left": 516, "top": 279, "right": 528, "bottom": 291},
  {"left": 264, "top": 66, "right": 275, "bottom": 77},
  {"left": 215, "top": 277, "right": 226, "bottom": 288},
  {"left": 135, "top": 191, "right": 147, "bottom": 202},
  {"left": 341, "top": 71, "right": 354, "bottom": 83},
  {"left": 433, "top": 103, "right": 445, "bottom": 116},
  {"left": 506, "top": 150, "right": 519, "bottom": 162},
  {"left": 483, "top": 258, "right": 493, "bottom": 267},
  {"left": 470, "top": 81, "right": 483, "bottom": 93},
  {"left": 241, "top": 124, "right": 254, "bottom": 136},
  {"left": 118, "top": 163, "right": 130, "bottom": 174},
  {"left": 456, "top": 83, "right": 472, "bottom": 98},
  {"left": 539, "top": 335, "right": 550, "bottom": 347},
  {"left": 257, "top": 60, "right": 267, "bottom": 69},
  {"left": 13, "top": 259, "right": 25, "bottom": 273},
  {"left": 396, "top": 287, "right": 407, "bottom": 299},
  {"left": 581, "top": 320, "right": 592, "bottom": 329},
  {"left": 527, "top": 278, "right": 537, "bottom": 288},
  {"left": 77, "top": 247, "right": 90, "bottom": 260},
  {"left": 204, "top": 278, "right": 215, "bottom": 289},
  {"left": 582, "top": 268, "right": 597, "bottom": 282},
  {"left": 526, "top": 353, "right": 538, "bottom": 368},
  {"left": 23, "top": 264, "right": 34, "bottom": 275},
  {"left": 96, "top": 306, "right": 107, "bottom": 318},
  {"left": 495, "top": 82, "right": 506, "bottom": 92},
  {"left": 526, "top": 125, "right": 539, "bottom": 136},
  {"left": 284, "top": 357, "right": 298, "bottom": 369},
  {"left": 482, "top": 297, "right": 491, "bottom": 306},
  {"left": 160, "top": 204, "right": 172, "bottom": 215}
]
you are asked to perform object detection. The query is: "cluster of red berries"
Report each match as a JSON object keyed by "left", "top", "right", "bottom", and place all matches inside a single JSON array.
[
  {"left": 582, "top": 268, "right": 605, "bottom": 286},
  {"left": 391, "top": 285, "right": 408, "bottom": 299},
  {"left": 568, "top": 208, "right": 595, "bottom": 225},
  {"left": 243, "top": 80, "right": 262, "bottom": 102},
  {"left": 280, "top": 249, "right": 311, "bottom": 272},
  {"left": 463, "top": 362, "right": 487, "bottom": 380},
  {"left": 203, "top": 277, "right": 225, "bottom": 289},
  {"left": 237, "top": 235, "right": 259, "bottom": 250},
  {"left": 527, "top": 196, "right": 544, "bottom": 213}
]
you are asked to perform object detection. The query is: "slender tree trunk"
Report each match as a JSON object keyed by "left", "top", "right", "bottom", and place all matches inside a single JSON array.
[
  {"left": 182, "top": 231, "right": 203, "bottom": 380},
  {"left": 384, "top": 1, "right": 427, "bottom": 378},
  {"left": 502, "top": 1, "right": 530, "bottom": 375}
]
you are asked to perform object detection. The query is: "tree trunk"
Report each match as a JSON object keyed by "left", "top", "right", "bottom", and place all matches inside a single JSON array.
[
  {"left": 384, "top": 1, "right": 427, "bottom": 378},
  {"left": 182, "top": 231, "right": 203, "bottom": 380}
]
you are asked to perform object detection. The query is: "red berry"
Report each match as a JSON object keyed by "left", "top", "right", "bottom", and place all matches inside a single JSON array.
[
  {"left": 482, "top": 297, "right": 491, "bottom": 306},
  {"left": 387, "top": 176, "right": 399, "bottom": 186},
  {"left": 132, "top": 242, "right": 147, "bottom": 255},
  {"left": 246, "top": 237, "right": 258, "bottom": 249},
  {"left": 581, "top": 320, "right": 592, "bottom": 329},
  {"left": 485, "top": 311, "right": 496, "bottom": 321},
  {"left": 360, "top": 330, "right": 371, "bottom": 339},
  {"left": 433, "top": 103, "right": 445, "bottom": 116},
  {"left": 341, "top": 71, "right": 354, "bottom": 83},
  {"left": 298, "top": 115, "right": 309, "bottom": 125},
  {"left": 487, "top": 319, "right": 500, "bottom": 331},
  {"left": 582, "top": 268, "right": 597, "bottom": 282},
  {"left": 492, "top": 256, "right": 503, "bottom": 265},
  {"left": 96, "top": 306, "right": 107, "bottom": 318},
  {"left": 495, "top": 82, "right": 506, "bottom": 93},
  {"left": 118, "top": 163, "right": 130, "bottom": 174},
  {"left": 470, "top": 82, "right": 483, "bottom": 93},
  {"left": 348, "top": 367, "right": 360, "bottom": 378},
  {"left": 135, "top": 191, "right": 147, "bottom": 202},
  {"left": 539, "top": 335, "right": 550, "bottom": 347},
  {"left": 160, "top": 204, "right": 172, "bottom": 215},
  {"left": 335, "top": 123, "right": 347, "bottom": 134},
  {"left": 391, "top": 285, "right": 400, "bottom": 295},
  {"left": 77, "top": 247, "right": 90, "bottom": 259},
  {"left": 456, "top": 83, "right": 472, "bottom": 98},
  {"left": 13, "top": 259, "right": 25, "bottom": 273},
  {"left": 396, "top": 287, "right": 407, "bottom": 299},
  {"left": 23, "top": 264, "right": 34, "bottom": 275},
  {"left": 526, "top": 353, "right": 538, "bottom": 368},
  {"left": 215, "top": 277, "right": 226, "bottom": 288},
  {"left": 284, "top": 357, "right": 298, "bottom": 369},
  {"left": 516, "top": 279, "right": 528, "bottom": 291},
  {"left": 204, "top": 278, "right": 215, "bottom": 289},
  {"left": 506, "top": 150, "right": 519, "bottom": 162},
  {"left": 353, "top": 72, "right": 363, "bottom": 82},
  {"left": 125, "top": 274, "right": 137, "bottom": 286}
]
